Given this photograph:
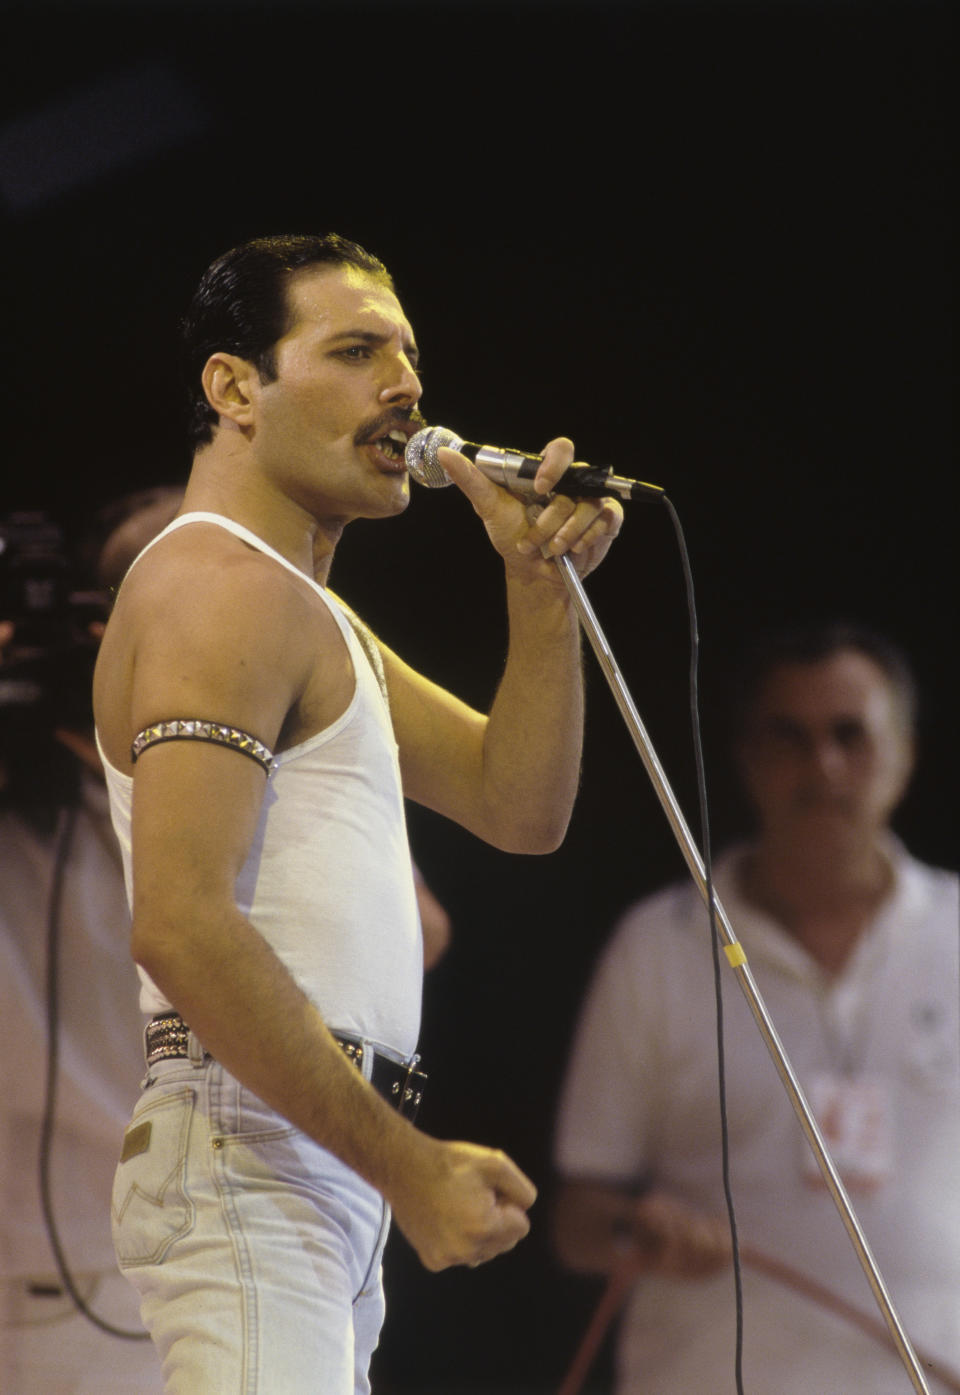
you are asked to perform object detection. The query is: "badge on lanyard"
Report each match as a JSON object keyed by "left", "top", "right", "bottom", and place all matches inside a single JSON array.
[{"left": 801, "top": 1073, "right": 894, "bottom": 1191}]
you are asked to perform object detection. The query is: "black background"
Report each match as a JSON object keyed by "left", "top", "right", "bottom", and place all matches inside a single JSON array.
[{"left": 1, "top": 2, "right": 953, "bottom": 1389}]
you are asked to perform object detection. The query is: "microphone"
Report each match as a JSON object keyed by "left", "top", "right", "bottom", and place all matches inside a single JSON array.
[{"left": 405, "top": 426, "right": 663, "bottom": 503}]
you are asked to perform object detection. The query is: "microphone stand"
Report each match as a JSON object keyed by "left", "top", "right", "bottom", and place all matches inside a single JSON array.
[{"left": 553, "top": 551, "right": 931, "bottom": 1395}]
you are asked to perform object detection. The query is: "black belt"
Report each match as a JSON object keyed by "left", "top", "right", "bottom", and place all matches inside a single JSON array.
[{"left": 144, "top": 1013, "right": 426, "bottom": 1123}]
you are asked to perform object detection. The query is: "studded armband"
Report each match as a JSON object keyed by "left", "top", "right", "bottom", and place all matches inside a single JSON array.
[{"left": 131, "top": 720, "right": 274, "bottom": 774}]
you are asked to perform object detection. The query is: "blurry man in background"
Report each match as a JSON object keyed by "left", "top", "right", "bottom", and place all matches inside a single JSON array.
[{"left": 553, "top": 622, "right": 959, "bottom": 1393}]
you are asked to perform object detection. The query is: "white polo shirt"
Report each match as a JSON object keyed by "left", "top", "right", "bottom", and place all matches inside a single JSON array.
[{"left": 554, "top": 841, "right": 960, "bottom": 1393}]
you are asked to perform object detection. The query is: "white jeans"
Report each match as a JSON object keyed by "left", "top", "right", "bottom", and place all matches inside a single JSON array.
[{"left": 112, "top": 1053, "right": 390, "bottom": 1394}]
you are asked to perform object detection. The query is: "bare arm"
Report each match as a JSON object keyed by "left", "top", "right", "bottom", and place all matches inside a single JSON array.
[
  {"left": 132, "top": 758, "right": 533, "bottom": 1270},
  {"left": 385, "top": 438, "right": 623, "bottom": 852},
  {"left": 552, "top": 1177, "right": 732, "bottom": 1279}
]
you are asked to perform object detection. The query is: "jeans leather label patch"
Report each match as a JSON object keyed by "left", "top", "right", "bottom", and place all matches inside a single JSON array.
[{"left": 120, "top": 1120, "right": 153, "bottom": 1164}]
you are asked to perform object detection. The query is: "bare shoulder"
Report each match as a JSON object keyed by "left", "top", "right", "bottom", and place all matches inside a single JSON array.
[
  {"left": 95, "top": 524, "right": 350, "bottom": 769},
  {"left": 104, "top": 525, "right": 321, "bottom": 677},
  {"left": 129, "top": 523, "right": 311, "bottom": 614}
]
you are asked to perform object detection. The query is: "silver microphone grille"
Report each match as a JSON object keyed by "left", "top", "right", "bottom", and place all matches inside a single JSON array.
[{"left": 404, "top": 426, "right": 464, "bottom": 488}]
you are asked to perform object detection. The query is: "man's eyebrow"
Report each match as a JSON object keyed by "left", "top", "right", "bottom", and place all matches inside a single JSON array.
[{"left": 327, "top": 329, "right": 420, "bottom": 366}]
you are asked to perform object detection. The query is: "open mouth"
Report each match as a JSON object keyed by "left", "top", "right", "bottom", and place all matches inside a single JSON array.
[
  {"left": 374, "top": 428, "right": 409, "bottom": 463},
  {"left": 357, "top": 412, "right": 425, "bottom": 472}
]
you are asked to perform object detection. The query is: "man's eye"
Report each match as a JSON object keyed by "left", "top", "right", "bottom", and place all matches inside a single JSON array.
[
  {"left": 764, "top": 719, "right": 804, "bottom": 745},
  {"left": 834, "top": 720, "right": 866, "bottom": 747},
  {"left": 338, "top": 345, "right": 371, "bottom": 360}
]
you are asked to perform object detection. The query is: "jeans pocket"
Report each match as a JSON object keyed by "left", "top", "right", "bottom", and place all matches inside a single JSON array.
[{"left": 112, "top": 1086, "right": 197, "bottom": 1268}]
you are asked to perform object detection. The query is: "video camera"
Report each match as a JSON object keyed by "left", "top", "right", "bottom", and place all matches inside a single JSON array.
[{"left": 0, "top": 510, "right": 109, "bottom": 733}]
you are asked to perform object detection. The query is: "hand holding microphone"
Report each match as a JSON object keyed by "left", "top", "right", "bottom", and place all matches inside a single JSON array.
[
  {"left": 405, "top": 426, "right": 632, "bottom": 577},
  {"left": 405, "top": 426, "right": 663, "bottom": 503}
]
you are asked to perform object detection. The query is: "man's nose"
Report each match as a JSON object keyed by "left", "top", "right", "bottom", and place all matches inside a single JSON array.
[
  {"left": 809, "top": 737, "right": 848, "bottom": 780},
  {"left": 379, "top": 356, "right": 422, "bottom": 408}
]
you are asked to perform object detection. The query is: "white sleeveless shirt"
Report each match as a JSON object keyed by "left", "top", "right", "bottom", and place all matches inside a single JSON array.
[{"left": 97, "top": 512, "right": 423, "bottom": 1057}]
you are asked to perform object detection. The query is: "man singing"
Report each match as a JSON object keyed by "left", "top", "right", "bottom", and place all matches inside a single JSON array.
[{"left": 93, "top": 233, "right": 622, "bottom": 1391}]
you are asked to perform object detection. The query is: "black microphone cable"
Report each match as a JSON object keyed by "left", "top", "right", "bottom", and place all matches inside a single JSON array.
[
  {"left": 536, "top": 487, "right": 747, "bottom": 1395},
  {"left": 661, "top": 491, "right": 745, "bottom": 1395}
]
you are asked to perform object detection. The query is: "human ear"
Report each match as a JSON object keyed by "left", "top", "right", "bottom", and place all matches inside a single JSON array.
[{"left": 200, "top": 352, "right": 258, "bottom": 429}]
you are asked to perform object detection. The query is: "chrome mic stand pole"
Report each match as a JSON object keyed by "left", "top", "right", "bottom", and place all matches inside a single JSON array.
[{"left": 553, "top": 551, "right": 931, "bottom": 1395}]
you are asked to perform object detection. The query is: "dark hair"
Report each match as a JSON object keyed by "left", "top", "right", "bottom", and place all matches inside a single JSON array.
[
  {"left": 727, "top": 620, "right": 918, "bottom": 738},
  {"left": 181, "top": 233, "right": 393, "bottom": 449}
]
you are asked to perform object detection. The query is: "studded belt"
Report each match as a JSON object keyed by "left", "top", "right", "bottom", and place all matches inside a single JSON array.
[{"left": 144, "top": 1013, "right": 426, "bottom": 1122}]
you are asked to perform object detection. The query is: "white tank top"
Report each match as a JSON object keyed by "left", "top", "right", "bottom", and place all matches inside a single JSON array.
[{"left": 97, "top": 512, "right": 423, "bottom": 1057}]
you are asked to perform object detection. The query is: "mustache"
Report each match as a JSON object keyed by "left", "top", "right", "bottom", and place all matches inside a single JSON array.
[
  {"left": 790, "top": 791, "right": 855, "bottom": 810},
  {"left": 354, "top": 407, "right": 427, "bottom": 447}
]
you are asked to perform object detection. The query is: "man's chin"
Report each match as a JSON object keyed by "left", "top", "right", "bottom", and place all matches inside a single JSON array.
[
  {"left": 360, "top": 482, "right": 410, "bottom": 520},
  {"left": 777, "top": 806, "right": 870, "bottom": 848},
  {"left": 382, "top": 479, "right": 411, "bottom": 514}
]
